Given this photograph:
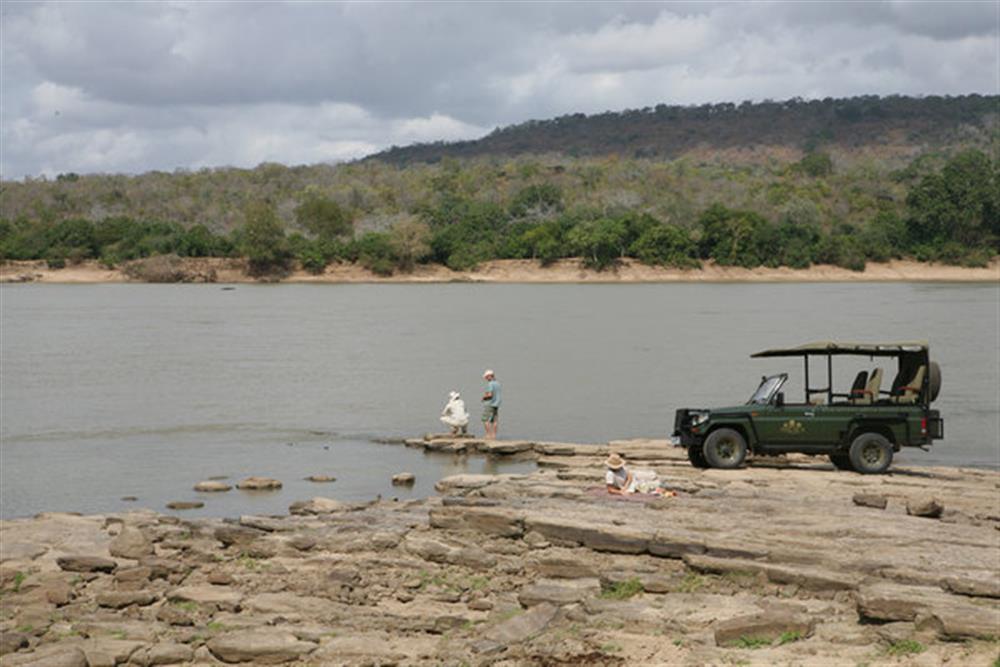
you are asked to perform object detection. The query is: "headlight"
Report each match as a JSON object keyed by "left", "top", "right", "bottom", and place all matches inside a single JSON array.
[{"left": 692, "top": 412, "right": 710, "bottom": 426}]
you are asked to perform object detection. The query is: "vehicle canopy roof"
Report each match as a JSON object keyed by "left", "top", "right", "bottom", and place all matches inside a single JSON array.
[{"left": 751, "top": 341, "right": 928, "bottom": 358}]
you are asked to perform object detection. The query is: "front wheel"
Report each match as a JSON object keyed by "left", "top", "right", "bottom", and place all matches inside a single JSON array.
[
  {"left": 829, "top": 453, "right": 854, "bottom": 471},
  {"left": 703, "top": 428, "right": 748, "bottom": 469},
  {"left": 687, "top": 445, "right": 710, "bottom": 469},
  {"left": 848, "top": 433, "right": 893, "bottom": 474}
]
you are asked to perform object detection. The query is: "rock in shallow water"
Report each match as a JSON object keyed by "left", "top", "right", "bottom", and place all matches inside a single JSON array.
[
  {"left": 391, "top": 472, "right": 416, "bottom": 485},
  {"left": 165, "top": 501, "right": 204, "bottom": 510},
  {"left": 194, "top": 480, "right": 232, "bottom": 492},
  {"left": 304, "top": 474, "right": 336, "bottom": 482},
  {"left": 237, "top": 477, "right": 282, "bottom": 491}
]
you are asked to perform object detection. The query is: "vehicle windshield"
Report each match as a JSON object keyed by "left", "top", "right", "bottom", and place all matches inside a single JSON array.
[{"left": 749, "top": 374, "right": 787, "bottom": 405}]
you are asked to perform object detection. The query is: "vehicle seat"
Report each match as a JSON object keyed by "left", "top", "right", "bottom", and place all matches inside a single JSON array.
[
  {"left": 848, "top": 370, "right": 869, "bottom": 404},
  {"left": 852, "top": 367, "right": 883, "bottom": 405},
  {"left": 893, "top": 365, "right": 925, "bottom": 404}
]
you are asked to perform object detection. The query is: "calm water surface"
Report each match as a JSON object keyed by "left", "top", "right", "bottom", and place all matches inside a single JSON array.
[{"left": 2, "top": 282, "right": 998, "bottom": 518}]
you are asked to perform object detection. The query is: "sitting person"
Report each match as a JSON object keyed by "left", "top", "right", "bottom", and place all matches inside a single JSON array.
[
  {"left": 440, "top": 391, "right": 470, "bottom": 435},
  {"left": 606, "top": 453, "right": 667, "bottom": 496},
  {"left": 605, "top": 453, "right": 635, "bottom": 495}
]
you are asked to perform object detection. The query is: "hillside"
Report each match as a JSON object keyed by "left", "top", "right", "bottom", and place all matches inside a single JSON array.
[
  {"left": 370, "top": 94, "right": 998, "bottom": 164},
  {"left": 1, "top": 95, "right": 997, "bottom": 277}
]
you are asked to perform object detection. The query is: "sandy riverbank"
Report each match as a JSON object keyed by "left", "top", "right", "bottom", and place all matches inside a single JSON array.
[
  {"left": 1, "top": 436, "right": 997, "bottom": 666},
  {"left": 3, "top": 257, "right": 999, "bottom": 284}
]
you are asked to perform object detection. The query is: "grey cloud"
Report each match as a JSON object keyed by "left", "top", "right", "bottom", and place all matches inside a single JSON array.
[{"left": 1, "top": 1, "right": 996, "bottom": 178}]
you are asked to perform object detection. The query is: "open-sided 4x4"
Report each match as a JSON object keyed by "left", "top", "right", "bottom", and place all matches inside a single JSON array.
[{"left": 673, "top": 341, "right": 943, "bottom": 474}]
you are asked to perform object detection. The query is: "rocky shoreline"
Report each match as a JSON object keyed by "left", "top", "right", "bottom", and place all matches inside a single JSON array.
[{"left": 1, "top": 436, "right": 998, "bottom": 666}]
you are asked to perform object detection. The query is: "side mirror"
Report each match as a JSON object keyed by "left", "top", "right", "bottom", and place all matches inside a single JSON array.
[{"left": 775, "top": 392, "right": 785, "bottom": 407}]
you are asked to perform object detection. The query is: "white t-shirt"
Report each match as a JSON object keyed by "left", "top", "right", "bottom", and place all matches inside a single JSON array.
[{"left": 606, "top": 468, "right": 630, "bottom": 490}]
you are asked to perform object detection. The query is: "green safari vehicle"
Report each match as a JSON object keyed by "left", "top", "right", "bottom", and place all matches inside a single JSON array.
[{"left": 672, "top": 341, "right": 943, "bottom": 474}]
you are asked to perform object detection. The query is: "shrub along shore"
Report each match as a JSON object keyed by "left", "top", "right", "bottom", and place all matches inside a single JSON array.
[{"left": 2, "top": 150, "right": 996, "bottom": 279}]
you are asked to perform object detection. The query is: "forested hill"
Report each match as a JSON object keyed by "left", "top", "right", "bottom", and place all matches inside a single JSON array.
[{"left": 370, "top": 95, "right": 998, "bottom": 164}]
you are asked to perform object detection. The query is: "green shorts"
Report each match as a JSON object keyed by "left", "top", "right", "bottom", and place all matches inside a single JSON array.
[{"left": 481, "top": 405, "right": 499, "bottom": 423}]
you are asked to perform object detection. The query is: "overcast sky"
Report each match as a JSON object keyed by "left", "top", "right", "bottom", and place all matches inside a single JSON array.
[{"left": 2, "top": 1, "right": 997, "bottom": 179}]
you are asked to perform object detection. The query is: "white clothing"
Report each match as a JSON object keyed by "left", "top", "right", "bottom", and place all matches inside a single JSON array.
[{"left": 440, "top": 396, "right": 469, "bottom": 428}]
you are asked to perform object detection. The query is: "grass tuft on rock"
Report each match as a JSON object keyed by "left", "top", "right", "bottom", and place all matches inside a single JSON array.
[
  {"left": 600, "top": 578, "right": 643, "bottom": 600},
  {"left": 885, "top": 639, "right": 925, "bottom": 656},
  {"left": 734, "top": 635, "right": 771, "bottom": 649}
]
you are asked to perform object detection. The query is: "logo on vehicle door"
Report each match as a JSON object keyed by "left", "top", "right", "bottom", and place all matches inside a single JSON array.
[{"left": 780, "top": 419, "right": 806, "bottom": 434}]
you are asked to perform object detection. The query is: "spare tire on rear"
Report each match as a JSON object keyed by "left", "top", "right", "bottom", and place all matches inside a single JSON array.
[{"left": 928, "top": 361, "right": 941, "bottom": 402}]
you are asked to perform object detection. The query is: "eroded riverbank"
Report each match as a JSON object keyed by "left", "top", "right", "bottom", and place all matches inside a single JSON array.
[{"left": 1, "top": 437, "right": 998, "bottom": 666}]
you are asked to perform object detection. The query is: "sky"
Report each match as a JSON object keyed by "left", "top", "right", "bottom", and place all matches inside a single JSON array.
[{"left": 2, "top": 1, "right": 997, "bottom": 179}]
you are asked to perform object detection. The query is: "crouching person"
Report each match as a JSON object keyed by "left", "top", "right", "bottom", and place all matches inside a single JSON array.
[{"left": 440, "top": 391, "right": 469, "bottom": 435}]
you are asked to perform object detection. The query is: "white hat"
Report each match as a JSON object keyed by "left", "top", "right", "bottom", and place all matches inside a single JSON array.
[
  {"left": 483, "top": 369, "right": 494, "bottom": 379},
  {"left": 449, "top": 390, "right": 460, "bottom": 400}
]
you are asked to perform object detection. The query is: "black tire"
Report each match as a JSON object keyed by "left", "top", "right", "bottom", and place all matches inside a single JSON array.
[
  {"left": 848, "top": 432, "right": 893, "bottom": 474},
  {"left": 928, "top": 361, "right": 941, "bottom": 402},
  {"left": 687, "top": 445, "right": 710, "bottom": 469},
  {"left": 703, "top": 428, "right": 748, "bottom": 469},
  {"left": 829, "top": 453, "right": 854, "bottom": 471}
]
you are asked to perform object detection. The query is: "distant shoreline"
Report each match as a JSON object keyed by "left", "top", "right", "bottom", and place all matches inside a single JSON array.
[{"left": 3, "top": 257, "right": 999, "bottom": 284}]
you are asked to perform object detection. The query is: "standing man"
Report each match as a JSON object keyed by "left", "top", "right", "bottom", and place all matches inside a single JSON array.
[{"left": 481, "top": 369, "right": 502, "bottom": 440}]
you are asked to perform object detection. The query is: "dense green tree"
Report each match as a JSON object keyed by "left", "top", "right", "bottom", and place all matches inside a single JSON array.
[
  {"left": 352, "top": 232, "right": 397, "bottom": 276},
  {"left": 698, "top": 204, "right": 773, "bottom": 267},
  {"left": 906, "top": 150, "right": 998, "bottom": 251},
  {"left": 630, "top": 224, "right": 699, "bottom": 268},
  {"left": 567, "top": 217, "right": 628, "bottom": 270},
  {"left": 239, "top": 201, "right": 291, "bottom": 276},
  {"left": 794, "top": 152, "right": 834, "bottom": 177},
  {"left": 294, "top": 193, "right": 352, "bottom": 240}
]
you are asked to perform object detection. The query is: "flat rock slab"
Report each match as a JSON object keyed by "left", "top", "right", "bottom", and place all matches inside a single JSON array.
[
  {"left": 56, "top": 555, "right": 116, "bottom": 573},
  {"left": 518, "top": 577, "right": 601, "bottom": 606},
  {"left": 288, "top": 497, "right": 348, "bottom": 515},
  {"left": 486, "top": 603, "right": 558, "bottom": 643},
  {"left": 714, "top": 611, "right": 814, "bottom": 646},
  {"left": 857, "top": 582, "right": 1000, "bottom": 638},
  {"left": 684, "top": 554, "right": 860, "bottom": 591},
  {"left": 480, "top": 440, "right": 535, "bottom": 455},
  {"left": 0, "top": 646, "right": 88, "bottom": 667},
  {"left": 0, "top": 542, "right": 47, "bottom": 563},
  {"left": 78, "top": 639, "right": 145, "bottom": 667},
  {"left": 304, "top": 475, "right": 336, "bottom": 483},
  {"left": 169, "top": 585, "right": 242, "bottom": 610},
  {"left": 941, "top": 575, "right": 1000, "bottom": 599},
  {"left": 207, "top": 630, "right": 316, "bottom": 664},
  {"left": 391, "top": 472, "right": 415, "bottom": 485}
]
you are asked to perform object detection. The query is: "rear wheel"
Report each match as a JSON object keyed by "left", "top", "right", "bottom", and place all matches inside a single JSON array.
[
  {"left": 848, "top": 432, "right": 893, "bottom": 474},
  {"left": 703, "top": 428, "right": 748, "bottom": 469},
  {"left": 829, "top": 453, "right": 854, "bottom": 471}
]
